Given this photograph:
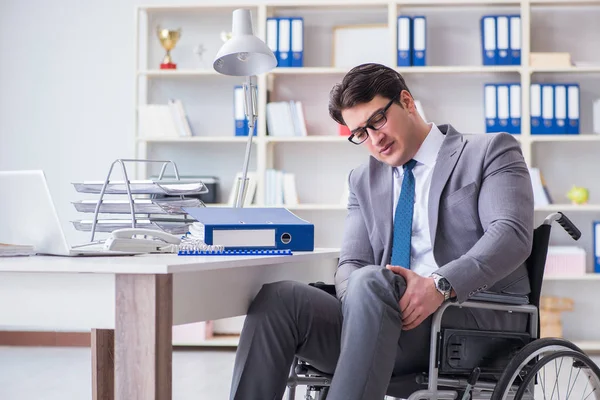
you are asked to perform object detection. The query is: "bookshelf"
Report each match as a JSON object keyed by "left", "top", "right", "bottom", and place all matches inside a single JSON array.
[{"left": 134, "top": 0, "right": 600, "bottom": 345}]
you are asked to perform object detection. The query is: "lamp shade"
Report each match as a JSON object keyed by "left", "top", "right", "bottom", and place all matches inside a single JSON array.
[{"left": 213, "top": 9, "right": 277, "bottom": 76}]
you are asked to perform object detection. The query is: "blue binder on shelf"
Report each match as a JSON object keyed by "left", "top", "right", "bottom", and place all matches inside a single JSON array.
[
  {"left": 182, "top": 207, "right": 315, "bottom": 252},
  {"left": 278, "top": 18, "right": 292, "bottom": 67},
  {"left": 509, "top": 15, "right": 521, "bottom": 65},
  {"left": 266, "top": 17, "right": 279, "bottom": 67},
  {"left": 509, "top": 83, "right": 521, "bottom": 134},
  {"left": 291, "top": 17, "right": 304, "bottom": 67},
  {"left": 481, "top": 16, "right": 496, "bottom": 65},
  {"left": 554, "top": 84, "right": 567, "bottom": 134},
  {"left": 594, "top": 221, "right": 600, "bottom": 273},
  {"left": 234, "top": 86, "right": 249, "bottom": 136},
  {"left": 541, "top": 84, "right": 555, "bottom": 134},
  {"left": 567, "top": 84, "right": 580, "bottom": 134},
  {"left": 397, "top": 16, "right": 411, "bottom": 67},
  {"left": 484, "top": 83, "right": 498, "bottom": 133},
  {"left": 530, "top": 83, "right": 543, "bottom": 134},
  {"left": 497, "top": 84, "right": 510, "bottom": 130},
  {"left": 496, "top": 15, "right": 509, "bottom": 65},
  {"left": 412, "top": 16, "right": 426, "bottom": 66}
]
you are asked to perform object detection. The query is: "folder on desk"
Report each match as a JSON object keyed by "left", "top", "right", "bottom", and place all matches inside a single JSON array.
[
  {"left": 278, "top": 18, "right": 291, "bottom": 67},
  {"left": 509, "top": 15, "right": 521, "bottom": 65},
  {"left": 509, "top": 83, "right": 521, "bottom": 134},
  {"left": 496, "top": 16, "right": 509, "bottom": 65},
  {"left": 481, "top": 16, "right": 496, "bottom": 65},
  {"left": 266, "top": 18, "right": 279, "bottom": 67},
  {"left": 234, "top": 86, "right": 249, "bottom": 136},
  {"left": 397, "top": 16, "right": 411, "bottom": 67},
  {"left": 530, "top": 83, "right": 543, "bottom": 134},
  {"left": 497, "top": 84, "right": 510, "bottom": 130},
  {"left": 567, "top": 84, "right": 580, "bottom": 134},
  {"left": 541, "top": 84, "right": 555, "bottom": 134},
  {"left": 412, "top": 16, "right": 426, "bottom": 66},
  {"left": 484, "top": 84, "right": 498, "bottom": 133},
  {"left": 291, "top": 17, "right": 304, "bottom": 67},
  {"left": 554, "top": 84, "right": 567, "bottom": 134},
  {"left": 182, "top": 207, "right": 315, "bottom": 251}
]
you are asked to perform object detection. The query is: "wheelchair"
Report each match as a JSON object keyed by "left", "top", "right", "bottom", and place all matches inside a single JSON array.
[{"left": 287, "top": 212, "right": 600, "bottom": 400}]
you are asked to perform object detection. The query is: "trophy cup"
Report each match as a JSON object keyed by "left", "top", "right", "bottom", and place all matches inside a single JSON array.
[{"left": 157, "top": 26, "right": 182, "bottom": 69}]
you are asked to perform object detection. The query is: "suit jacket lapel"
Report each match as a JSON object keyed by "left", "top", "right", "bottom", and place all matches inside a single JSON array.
[
  {"left": 428, "top": 125, "right": 467, "bottom": 249},
  {"left": 369, "top": 158, "right": 394, "bottom": 249}
]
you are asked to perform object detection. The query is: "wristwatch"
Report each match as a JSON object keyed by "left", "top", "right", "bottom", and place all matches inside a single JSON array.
[{"left": 432, "top": 273, "right": 452, "bottom": 301}]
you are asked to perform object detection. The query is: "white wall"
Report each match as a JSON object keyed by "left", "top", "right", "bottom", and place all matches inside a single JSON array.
[{"left": 0, "top": 0, "right": 296, "bottom": 245}]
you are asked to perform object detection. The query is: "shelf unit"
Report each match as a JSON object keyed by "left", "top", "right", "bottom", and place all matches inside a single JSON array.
[
  {"left": 134, "top": 0, "right": 600, "bottom": 244},
  {"left": 135, "top": 0, "right": 600, "bottom": 342}
]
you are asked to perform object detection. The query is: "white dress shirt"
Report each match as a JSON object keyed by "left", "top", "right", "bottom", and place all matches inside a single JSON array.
[{"left": 393, "top": 123, "right": 445, "bottom": 277}]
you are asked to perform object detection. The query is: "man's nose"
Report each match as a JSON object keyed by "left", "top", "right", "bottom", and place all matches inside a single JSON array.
[{"left": 368, "top": 128, "right": 385, "bottom": 147}]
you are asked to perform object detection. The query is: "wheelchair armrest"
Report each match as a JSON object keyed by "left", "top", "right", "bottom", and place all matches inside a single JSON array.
[{"left": 469, "top": 291, "right": 529, "bottom": 305}]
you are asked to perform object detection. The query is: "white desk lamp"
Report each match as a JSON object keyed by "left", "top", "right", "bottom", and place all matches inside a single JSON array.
[{"left": 213, "top": 9, "right": 277, "bottom": 208}]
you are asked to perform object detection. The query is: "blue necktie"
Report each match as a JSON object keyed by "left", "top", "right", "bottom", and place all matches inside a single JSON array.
[{"left": 391, "top": 159, "right": 417, "bottom": 269}]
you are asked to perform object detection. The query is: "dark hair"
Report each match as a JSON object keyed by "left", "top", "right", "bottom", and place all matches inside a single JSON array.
[{"left": 328, "top": 63, "right": 411, "bottom": 126}]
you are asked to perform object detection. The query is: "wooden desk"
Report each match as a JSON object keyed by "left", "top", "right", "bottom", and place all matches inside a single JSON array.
[{"left": 0, "top": 249, "right": 340, "bottom": 400}]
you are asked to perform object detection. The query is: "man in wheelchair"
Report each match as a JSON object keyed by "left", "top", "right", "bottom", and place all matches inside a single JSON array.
[{"left": 229, "top": 63, "right": 598, "bottom": 400}]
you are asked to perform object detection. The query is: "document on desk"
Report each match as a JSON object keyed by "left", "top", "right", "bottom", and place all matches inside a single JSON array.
[
  {"left": 0, "top": 243, "right": 35, "bottom": 256},
  {"left": 183, "top": 207, "right": 314, "bottom": 251}
]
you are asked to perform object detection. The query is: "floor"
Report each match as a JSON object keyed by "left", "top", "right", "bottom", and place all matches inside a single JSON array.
[
  {"left": 0, "top": 346, "right": 308, "bottom": 400},
  {"left": 1, "top": 346, "right": 599, "bottom": 400}
]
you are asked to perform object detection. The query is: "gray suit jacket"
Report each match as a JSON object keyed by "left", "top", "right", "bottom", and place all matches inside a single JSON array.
[{"left": 336, "top": 124, "right": 534, "bottom": 305}]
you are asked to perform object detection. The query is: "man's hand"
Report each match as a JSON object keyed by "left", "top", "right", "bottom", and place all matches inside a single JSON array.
[{"left": 386, "top": 265, "right": 444, "bottom": 331}]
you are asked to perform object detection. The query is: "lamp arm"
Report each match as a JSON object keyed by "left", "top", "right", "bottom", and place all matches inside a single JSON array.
[{"left": 234, "top": 75, "right": 258, "bottom": 208}]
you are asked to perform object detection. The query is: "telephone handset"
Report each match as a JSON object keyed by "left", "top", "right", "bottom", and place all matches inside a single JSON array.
[{"left": 104, "top": 228, "right": 182, "bottom": 253}]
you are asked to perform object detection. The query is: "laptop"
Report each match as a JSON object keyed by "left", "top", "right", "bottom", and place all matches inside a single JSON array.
[{"left": 0, "top": 170, "right": 138, "bottom": 256}]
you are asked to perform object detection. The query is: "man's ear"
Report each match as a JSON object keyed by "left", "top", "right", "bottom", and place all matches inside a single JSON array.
[{"left": 400, "top": 90, "right": 415, "bottom": 113}]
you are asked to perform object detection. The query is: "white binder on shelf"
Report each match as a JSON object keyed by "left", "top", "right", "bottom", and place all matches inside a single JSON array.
[
  {"left": 541, "top": 84, "right": 554, "bottom": 134},
  {"left": 497, "top": 84, "right": 510, "bottom": 130},
  {"left": 266, "top": 18, "right": 279, "bottom": 67},
  {"left": 509, "top": 84, "right": 521, "bottom": 134},
  {"left": 412, "top": 16, "right": 426, "bottom": 66},
  {"left": 509, "top": 15, "right": 521, "bottom": 65},
  {"left": 567, "top": 84, "right": 580, "bottom": 134},
  {"left": 554, "top": 84, "right": 567, "bottom": 134},
  {"left": 481, "top": 16, "right": 496, "bottom": 65},
  {"left": 496, "top": 16, "right": 509, "bottom": 65},
  {"left": 397, "top": 16, "right": 411, "bottom": 67},
  {"left": 484, "top": 84, "right": 498, "bottom": 133},
  {"left": 234, "top": 86, "right": 249, "bottom": 136},
  {"left": 291, "top": 17, "right": 304, "bottom": 67},
  {"left": 530, "top": 83, "right": 542, "bottom": 134},
  {"left": 278, "top": 18, "right": 291, "bottom": 67}
]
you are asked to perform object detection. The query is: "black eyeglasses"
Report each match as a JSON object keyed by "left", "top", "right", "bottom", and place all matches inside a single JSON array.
[{"left": 347, "top": 96, "right": 398, "bottom": 145}]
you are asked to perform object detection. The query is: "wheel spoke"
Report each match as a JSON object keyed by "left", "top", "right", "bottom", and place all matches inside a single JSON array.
[{"left": 567, "top": 365, "right": 583, "bottom": 400}]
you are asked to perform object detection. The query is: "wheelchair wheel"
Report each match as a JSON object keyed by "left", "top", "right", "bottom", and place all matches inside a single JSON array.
[{"left": 491, "top": 338, "right": 600, "bottom": 400}]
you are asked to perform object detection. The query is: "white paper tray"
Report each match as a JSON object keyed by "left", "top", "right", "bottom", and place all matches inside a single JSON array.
[
  {"left": 72, "top": 198, "right": 204, "bottom": 214},
  {"left": 71, "top": 219, "right": 191, "bottom": 235},
  {"left": 72, "top": 179, "right": 208, "bottom": 195}
]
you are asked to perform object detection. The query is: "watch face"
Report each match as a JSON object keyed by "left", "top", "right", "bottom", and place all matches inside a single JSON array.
[{"left": 438, "top": 278, "right": 452, "bottom": 292}]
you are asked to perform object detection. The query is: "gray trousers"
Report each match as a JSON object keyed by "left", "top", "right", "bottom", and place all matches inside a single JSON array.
[{"left": 229, "top": 266, "right": 527, "bottom": 400}]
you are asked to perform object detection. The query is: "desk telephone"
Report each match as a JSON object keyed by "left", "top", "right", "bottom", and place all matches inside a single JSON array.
[{"left": 104, "top": 228, "right": 182, "bottom": 253}]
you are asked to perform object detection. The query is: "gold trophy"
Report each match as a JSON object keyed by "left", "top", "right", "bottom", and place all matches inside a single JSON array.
[{"left": 157, "top": 26, "right": 181, "bottom": 69}]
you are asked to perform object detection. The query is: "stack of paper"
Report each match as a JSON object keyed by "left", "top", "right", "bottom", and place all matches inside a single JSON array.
[
  {"left": 266, "top": 101, "right": 308, "bottom": 137},
  {"left": 138, "top": 99, "right": 193, "bottom": 138},
  {"left": 0, "top": 243, "right": 35, "bottom": 257},
  {"left": 264, "top": 169, "right": 298, "bottom": 206}
]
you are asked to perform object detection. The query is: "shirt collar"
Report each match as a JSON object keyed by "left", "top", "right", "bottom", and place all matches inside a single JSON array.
[
  {"left": 412, "top": 123, "right": 445, "bottom": 167},
  {"left": 393, "top": 123, "right": 444, "bottom": 177}
]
